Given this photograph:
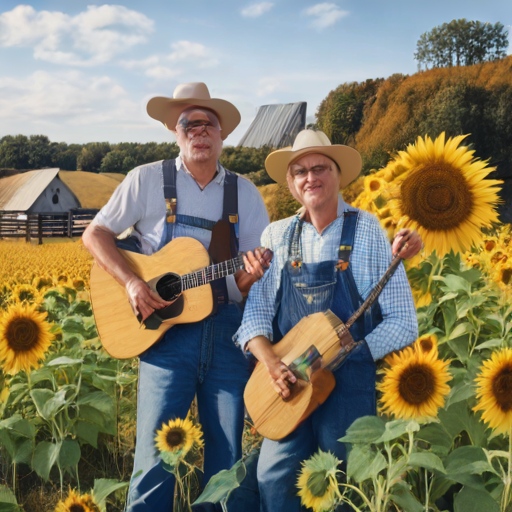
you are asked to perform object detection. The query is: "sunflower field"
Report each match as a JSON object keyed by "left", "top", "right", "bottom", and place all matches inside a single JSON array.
[{"left": 1, "top": 132, "right": 512, "bottom": 512}]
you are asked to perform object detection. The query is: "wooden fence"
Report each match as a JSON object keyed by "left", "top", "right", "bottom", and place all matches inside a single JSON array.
[{"left": 0, "top": 209, "right": 99, "bottom": 243}]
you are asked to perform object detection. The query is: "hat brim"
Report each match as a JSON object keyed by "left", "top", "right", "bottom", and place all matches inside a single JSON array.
[
  {"left": 147, "top": 97, "right": 241, "bottom": 140},
  {"left": 265, "top": 145, "right": 362, "bottom": 188}
]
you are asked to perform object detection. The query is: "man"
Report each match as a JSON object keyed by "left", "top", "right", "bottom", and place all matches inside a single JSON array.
[
  {"left": 82, "top": 82, "right": 271, "bottom": 511},
  {"left": 234, "top": 129, "right": 419, "bottom": 512}
]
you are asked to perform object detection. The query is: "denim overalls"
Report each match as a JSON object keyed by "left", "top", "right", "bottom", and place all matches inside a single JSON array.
[
  {"left": 257, "top": 210, "right": 383, "bottom": 512},
  {"left": 126, "top": 160, "right": 251, "bottom": 511}
]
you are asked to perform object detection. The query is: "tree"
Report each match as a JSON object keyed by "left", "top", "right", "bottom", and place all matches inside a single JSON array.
[
  {"left": 415, "top": 20, "right": 509, "bottom": 69},
  {"left": 77, "top": 142, "right": 111, "bottom": 173},
  {"left": 0, "top": 135, "right": 31, "bottom": 169},
  {"left": 28, "top": 135, "right": 53, "bottom": 169}
]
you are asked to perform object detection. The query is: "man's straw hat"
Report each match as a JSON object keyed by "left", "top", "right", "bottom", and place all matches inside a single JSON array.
[
  {"left": 265, "top": 129, "right": 362, "bottom": 187},
  {"left": 147, "top": 82, "right": 241, "bottom": 140}
]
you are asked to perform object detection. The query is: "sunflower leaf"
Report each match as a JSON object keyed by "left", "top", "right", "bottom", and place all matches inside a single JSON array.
[
  {"left": 407, "top": 452, "right": 446, "bottom": 473},
  {"left": 346, "top": 445, "right": 387, "bottom": 482},
  {"left": 389, "top": 485, "right": 424, "bottom": 512},
  {"left": 338, "top": 415, "right": 385, "bottom": 444},
  {"left": 374, "top": 419, "right": 419, "bottom": 444},
  {"left": 194, "top": 458, "right": 246, "bottom": 504},
  {"left": 416, "top": 423, "right": 452, "bottom": 456},
  {"left": 32, "top": 441, "right": 60, "bottom": 481},
  {"left": 453, "top": 486, "right": 500, "bottom": 512},
  {"left": 92, "top": 479, "right": 129, "bottom": 512}
]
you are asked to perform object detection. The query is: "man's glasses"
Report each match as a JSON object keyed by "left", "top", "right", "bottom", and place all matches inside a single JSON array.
[
  {"left": 177, "top": 119, "right": 221, "bottom": 137},
  {"left": 289, "top": 165, "right": 332, "bottom": 180}
]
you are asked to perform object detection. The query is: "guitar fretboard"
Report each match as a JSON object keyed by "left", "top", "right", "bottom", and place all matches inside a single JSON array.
[{"left": 180, "top": 255, "right": 245, "bottom": 291}]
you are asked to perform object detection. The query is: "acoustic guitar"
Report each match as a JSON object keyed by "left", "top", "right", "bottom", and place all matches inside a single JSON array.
[
  {"left": 90, "top": 236, "right": 245, "bottom": 359},
  {"left": 244, "top": 254, "right": 403, "bottom": 441}
]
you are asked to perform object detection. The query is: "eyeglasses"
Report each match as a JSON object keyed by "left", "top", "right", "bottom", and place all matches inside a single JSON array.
[
  {"left": 289, "top": 165, "right": 332, "bottom": 180},
  {"left": 177, "top": 119, "right": 221, "bottom": 137}
]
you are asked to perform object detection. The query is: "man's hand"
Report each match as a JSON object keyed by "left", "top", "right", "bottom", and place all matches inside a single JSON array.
[
  {"left": 236, "top": 247, "right": 273, "bottom": 296},
  {"left": 392, "top": 229, "right": 422, "bottom": 259},
  {"left": 125, "top": 276, "right": 173, "bottom": 322},
  {"left": 265, "top": 358, "right": 297, "bottom": 399}
]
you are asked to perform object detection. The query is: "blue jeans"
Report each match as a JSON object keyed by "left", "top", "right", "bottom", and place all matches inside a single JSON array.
[
  {"left": 257, "top": 344, "right": 376, "bottom": 512},
  {"left": 127, "top": 304, "right": 251, "bottom": 511}
]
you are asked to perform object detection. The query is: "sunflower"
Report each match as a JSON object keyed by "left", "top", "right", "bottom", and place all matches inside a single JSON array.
[
  {"left": 0, "top": 303, "right": 53, "bottom": 374},
  {"left": 9, "top": 283, "right": 43, "bottom": 304},
  {"left": 54, "top": 489, "right": 100, "bottom": 512},
  {"left": 155, "top": 417, "right": 204, "bottom": 457},
  {"left": 387, "top": 133, "right": 501, "bottom": 256},
  {"left": 473, "top": 348, "right": 512, "bottom": 435},
  {"left": 297, "top": 450, "right": 340, "bottom": 512},
  {"left": 379, "top": 345, "right": 451, "bottom": 419},
  {"left": 414, "top": 334, "right": 438, "bottom": 356}
]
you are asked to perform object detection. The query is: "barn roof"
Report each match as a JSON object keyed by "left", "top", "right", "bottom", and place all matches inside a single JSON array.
[
  {"left": 238, "top": 102, "right": 307, "bottom": 149},
  {"left": 0, "top": 168, "right": 61, "bottom": 211}
]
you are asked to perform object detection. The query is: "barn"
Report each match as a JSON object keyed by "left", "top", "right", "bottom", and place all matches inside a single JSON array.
[{"left": 0, "top": 168, "right": 81, "bottom": 213}]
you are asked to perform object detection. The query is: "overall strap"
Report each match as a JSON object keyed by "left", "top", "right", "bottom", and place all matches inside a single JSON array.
[
  {"left": 162, "top": 159, "right": 178, "bottom": 223},
  {"left": 222, "top": 169, "right": 239, "bottom": 255},
  {"left": 337, "top": 209, "right": 359, "bottom": 271},
  {"left": 287, "top": 215, "right": 304, "bottom": 267}
]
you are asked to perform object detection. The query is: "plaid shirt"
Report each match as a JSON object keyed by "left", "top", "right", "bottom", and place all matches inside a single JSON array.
[{"left": 233, "top": 197, "right": 418, "bottom": 360}]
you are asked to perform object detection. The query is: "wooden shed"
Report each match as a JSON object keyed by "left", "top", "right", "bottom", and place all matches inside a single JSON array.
[{"left": 0, "top": 168, "right": 81, "bottom": 213}]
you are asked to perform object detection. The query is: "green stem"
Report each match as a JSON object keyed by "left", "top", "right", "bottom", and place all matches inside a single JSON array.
[
  {"left": 339, "top": 482, "right": 373, "bottom": 511},
  {"left": 425, "top": 468, "right": 429, "bottom": 512},
  {"left": 408, "top": 430, "right": 414, "bottom": 456},
  {"left": 12, "top": 461, "right": 16, "bottom": 496},
  {"left": 502, "top": 427, "right": 512, "bottom": 512}
]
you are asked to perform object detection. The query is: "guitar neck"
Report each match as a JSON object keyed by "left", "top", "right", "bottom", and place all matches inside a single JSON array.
[
  {"left": 180, "top": 255, "right": 245, "bottom": 291},
  {"left": 337, "top": 254, "right": 403, "bottom": 336}
]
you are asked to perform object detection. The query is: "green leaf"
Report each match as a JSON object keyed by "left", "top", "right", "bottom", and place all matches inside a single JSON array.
[
  {"left": 30, "top": 389, "right": 54, "bottom": 420},
  {"left": 78, "top": 405, "right": 115, "bottom": 435},
  {"left": 61, "top": 317, "right": 86, "bottom": 334},
  {"left": 92, "top": 479, "right": 129, "bottom": 512},
  {"left": 416, "top": 423, "right": 452, "bottom": 455},
  {"left": 12, "top": 439, "right": 34, "bottom": 465},
  {"left": 347, "top": 445, "right": 387, "bottom": 483},
  {"left": 194, "top": 458, "right": 246, "bottom": 504},
  {"left": 338, "top": 415, "right": 385, "bottom": 444},
  {"left": 442, "top": 275, "right": 471, "bottom": 294},
  {"left": 0, "top": 415, "right": 35, "bottom": 439},
  {"left": 47, "top": 356, "right": 83, "bottom": 366},
  {"left": 78, "top": 391, "right": 114, "bottom": 415},
  {"left": 0, "top": 485, "right": 21, "bottom": 512},
  {"left": 58, "top": 439, "right": 81, "bottom": 473},
  {"left": 438, "top": 402, "right": 489, "bottom": 447},
  {"left": 32, "top": 441, "right": 60, "bottom": 481},
  {"left": 475, "top": 338, "right": 503, "bottom": 351},
  {"left": 445, "top": 446, "right": 492, "bottom": 476},
  {"left": 407, "top": 452, "right": 445, "bottom": 473},
  {"left": 453, "top": 486, "right": 500, "bottom": 512},
  {"left": 75, "top": 421, "right": 99, "bottom": 448},
  {"left": 389, "top": 485, "right": 424, "bottom": 512},
  {"left": 448, "top": 336, "right": 470, "bottom": 363},
  {"left": 449, "top": 322, "right": 473, "bottom": 340},
  {"left": 446, "top": 380, "right": 475, "bottom": 408},
  {"left": 374, "top": 419, "right": 419, "bottom": 444}
]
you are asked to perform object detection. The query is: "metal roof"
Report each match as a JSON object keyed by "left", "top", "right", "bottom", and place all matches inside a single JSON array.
[
  {"left": 238, "top": 102, "right": 307, "bottom": 149},
  {"left": 0, "top": 169, "right": 61, "bottom": 211}
]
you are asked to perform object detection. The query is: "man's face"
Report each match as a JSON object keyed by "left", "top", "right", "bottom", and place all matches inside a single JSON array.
[
  {"left": 287, "top": 153, "right": 341, "bottom": 211},
  {"left": 175, "top": 108, "right": 223, "bottom": 165}
]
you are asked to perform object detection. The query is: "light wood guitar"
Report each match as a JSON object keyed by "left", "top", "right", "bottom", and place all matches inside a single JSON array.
[
  {"left": 244, "top": 254, "right": 404, "bottom": 441},
  {"left": 90, "top": 237, "right": 244, "bottom": 359}
]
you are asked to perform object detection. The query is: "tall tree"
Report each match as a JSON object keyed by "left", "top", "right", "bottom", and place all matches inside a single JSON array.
[{"left": 415, "top": 19, "right": 509, "bottom": 69}]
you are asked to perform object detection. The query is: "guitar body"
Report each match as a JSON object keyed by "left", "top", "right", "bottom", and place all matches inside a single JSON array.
[
  {"left": 244, "top": 311, "right": 345, "bottom": 441},
  {"left": 90, "top": 237, "right": 214, "bottom": 359}
]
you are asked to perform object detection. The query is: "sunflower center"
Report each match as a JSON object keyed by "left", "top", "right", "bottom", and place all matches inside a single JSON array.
[
  {"left": 69, "top": 505, "right": 85, "bottom": 512},
  {"left": 307, "top": 470, "right": 330, "bottom": 497},
  {"left": 501, "top": 269, "right": 512, "bottom": 286},
  {"left": 492, "top": 366, "right": 512, "bottom": 412},
  {"left": 370, "top": 180, "right": 381, "bottom": 192},
  {"left": 5, "top": 317, "right": 40, "bottom": 352},
  {"left": 398, "top": 363, "right": 435, "bottom": 405},
  {"left": 166, "top": 428, "right": 186, "bottom": 448},
  {"left": 400, "top": 163, "right": 473, "bottom": 231},
  {"left": 420, "top": 339, "right": 434, "bottom": 353},
  {"left": 485, "top": 241, "right": 496, "bottom": 252}
]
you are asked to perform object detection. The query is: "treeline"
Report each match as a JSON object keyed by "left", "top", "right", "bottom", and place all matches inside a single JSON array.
[
  {"left": 0, "top": 135, "right": 275, "bottom": 184},
  {"left": 0, "top": 136, "right": 181, "bottom": 174},
  {"left": 316, "top": 55, "right": 512, "bottom": 176}
]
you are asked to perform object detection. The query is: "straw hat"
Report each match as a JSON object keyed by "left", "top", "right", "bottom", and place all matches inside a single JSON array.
[
  {"left": 265, "top": 129, "right": 362, "bottom": 187},
  {"left": 147, "top": 82, "right": 241, "bottom": 140}
]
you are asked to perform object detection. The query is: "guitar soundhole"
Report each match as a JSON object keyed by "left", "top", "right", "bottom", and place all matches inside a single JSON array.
[{"left": 156, "top": 273, "right": 182, "bottom": 301}]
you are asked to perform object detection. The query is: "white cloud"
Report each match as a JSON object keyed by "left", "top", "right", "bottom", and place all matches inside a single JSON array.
[
  {"left": 241, "top": 2, "right": 274, "bottom": 18},
  {"left": 145, "top": 66, "right": 183, "bottom": 79},
  {"left": 303, "top": 3, "right": 348, "bottom": 30},
  {"left": 0, "top": 70, "right": 137, "bottom": 126},
  {"left": 167, "top": 40, "right": 218, "bottom": 68},
  {"left": 120, "top": 56, "right": 161, "bottom": 70},
  {"left": 256, "top": 77, "right": 291, "bottom": 97},
  {"left": 0, "top": 5, "right": 154, "bottom": 66}
]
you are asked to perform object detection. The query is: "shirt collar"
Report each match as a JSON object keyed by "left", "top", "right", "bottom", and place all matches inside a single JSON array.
[
  {"left": 337, "top": 193, "right": 351, "bottom": 216},
  {"left": 175, "top": 155, "right": 225, "bottom": 185}
]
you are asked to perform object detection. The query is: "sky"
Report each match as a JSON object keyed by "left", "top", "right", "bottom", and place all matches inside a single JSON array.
[{"left": 0, "top": 0, "right": 510, "bottom": 146}]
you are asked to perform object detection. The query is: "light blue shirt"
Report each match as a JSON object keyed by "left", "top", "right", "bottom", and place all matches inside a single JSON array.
[{"left": 233, "top": 196, "right": 418, "bottom": 360}]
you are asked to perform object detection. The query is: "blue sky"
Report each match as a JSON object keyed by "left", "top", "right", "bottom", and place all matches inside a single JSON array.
[{"left": 0, "top": 1, "right": 510, "bottom": 146}]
